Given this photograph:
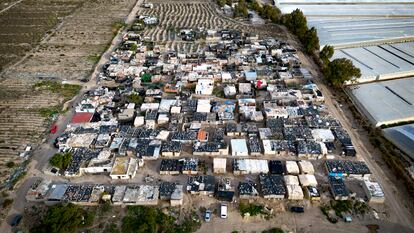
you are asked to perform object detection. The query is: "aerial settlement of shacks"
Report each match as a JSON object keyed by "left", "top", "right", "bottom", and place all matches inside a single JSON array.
[{"left": 27, "top": 16, "right": 385, "bottom": 206}]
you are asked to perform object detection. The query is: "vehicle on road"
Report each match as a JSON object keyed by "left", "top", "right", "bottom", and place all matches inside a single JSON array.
[
  {"left": 10, "top": 214, "right": 22, "bottom": 227},
  {"left": 220, "top": 204, "right": 228, "bottom": 219},
  {"left": 50, "top": 124, "right": 58, "bottom": 134},
  {"left": 204, "top": 210, "right": 212, "bottom": 222},
  {"left": 290, "top": 206, "right": 305, "bottom": 213}
]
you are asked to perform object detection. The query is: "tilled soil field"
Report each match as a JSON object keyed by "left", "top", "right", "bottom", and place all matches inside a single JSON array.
[
  {"left": 0, "top": 0, "right": 137, "bottom": 185},
  {"left": 138, "top": 0, "right": 287, "bottom": 52}
]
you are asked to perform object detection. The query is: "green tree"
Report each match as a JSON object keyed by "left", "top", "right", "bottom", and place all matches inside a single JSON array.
[
  {"left": 125, "top": 93, "right": 143, "bottom": 105},
  {"left": 122, "top": 206, "right": 200, "bottom": 233},
  {"left": 49, "top": 152, "right": 72, "bottom": 170},
  {"left": 2, "top": 198, "right": 13, "bottom": 208},
  {"left": 263, "top": 228, "right": 284, "bottom": 233},
  {"left": 217, "top": 0, "right": 226, "bottom": 7},
  {"left": 141, "top": 73, "right": 152, "bottom": 83},
  {"left": 130, "top": 43, "right": 138, "bottom": 52},
  {"left": 324, "top": 58, "right": 361, "bottom": 87},
  {"left": 251, "top": 0, "right": 261, "bottom": 12},
  {"left": 282, "top": 9, "right": 308, "bottom": 39},
  {"left": 260, "top": 4, "right": 281, "bottom": 23},
  {"left": 320, "top": 45, "right": 334, "bottom": 65},
  {"left": 233, "top": 0, "right": 248, "bottom": 17},
  {"left": 6, "top": 161, "right": 15, "bottom": 168},
  {"left": 303, "top": 27, "right": 319, "bottom": 54},
  {"left": 30, "top": 204, "right": 90, "bottom": 233}
]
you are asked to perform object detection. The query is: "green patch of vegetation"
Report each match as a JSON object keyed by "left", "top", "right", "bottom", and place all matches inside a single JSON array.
[
  {"left": 38, "top": 105, "right": 62, "bottom": 118},
  {"left": 2, "top": 198, "right": 13, "bottom": 208},
  {"left": 30, "top": 203, "right": 93, "bottom": 233},
  {"left": 183, "top": 84, "right": 196, "bottom": 92},
  {"left": 143, "top": 41, "right": 154, "bottom": 50},
  {"left": 12, "top": 171, "right": 27, "bottom": 186},
  {"left": 122, "top": 206, "right": 200, "bottom": 233},
  {"left": 330, "top": 200, "right": 352, "bottom": 218},
  {"left": 320, "top": 199, "right": 369, "bottom": 223},
  {"left": 87, "top": 54, "right": 101, "bottom": 64},
  {"left": 129, "top": 43, "right": 138, "bottom": 52},
  {"left": 141, "top": 73, "right": 152, "bottom": 83},
  {"left": 111, "top": 21, "right": 126, "bottom": 35},
  {"left": 104, "top": 223, "right": 120, "bottom": 233},
  {"left": 353, "top": 200, "right": 370, "bottom": 215},
  {"left": 6, "top": 161, "right": 15, "bottom": 168},
  {"left": 320, "top": 205, "right": 338, "bottom": 224},
  {"left": 1, "top": 191, "right": 9, "bottom": 197},
  {"left": 323, "top": 58, "right": 361, "bottom": 87},
  {"left": 125, "top": 93, "right": 144, "bottom": 105},
  {"left": 33, "top": 81, "right": 81, "bottom": 100},
  {"left": 281, "top": 9, "right": 319, "bottom": 54},
  {"left": 49, "top": 152, "right": 72, "bottom": 170},
  {"left": 216, "top": 0, "right": 227, "bottom": 7},
  {"left": 249, "top": 1, "right": 281, "bottom": 23},
  {"left": 319, "top": 45, "right": 334, "bottom": 66},
  {"left": 262, "top": 228, "right": 284, "bottom": 233},
  {"left": 233, "top": 0, "right": 249, "bottom": 18},
  {"left": 212, "top": 86, "right": 224, "bottom": 98},
  {"left": 99, "top": 201, "right": 112, "bottom": 215},
  {"left": 238, "top": 202, "right": 265, "bottom": 217}
]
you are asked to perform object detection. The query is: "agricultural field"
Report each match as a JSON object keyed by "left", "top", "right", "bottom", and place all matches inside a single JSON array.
[
  {"left": 0, "top": 0, "right": 137, "bottom": 185},
  {"left": 138, "top": 0, "right": 287, "bottom": 52},
  {"left": 0, "top": 0, "right": 85, "bottom": 71}
]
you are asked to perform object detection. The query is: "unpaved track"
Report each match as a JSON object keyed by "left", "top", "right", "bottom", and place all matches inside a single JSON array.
[
  {"left": 296, "top": 48, "right": 414, "bottom": 229},
  {"left": 0, "top": 0, "right": 143, "bottom": 232},
  {"left": 0, "top": 0, "right": 23, "bottom": 14}
]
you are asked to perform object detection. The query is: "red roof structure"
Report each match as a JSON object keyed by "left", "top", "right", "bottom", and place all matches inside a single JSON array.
[{"left": 71, "top": 112, "right": 93, "bottom": 124}]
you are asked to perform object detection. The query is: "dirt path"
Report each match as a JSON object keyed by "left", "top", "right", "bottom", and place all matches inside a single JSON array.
[
  {"left": 297, "top": 50, "right": 414, "bottom": 229},
  {"left": 88, "top": 0, "right": 144, "bottom": 86},
  {"left": 0, "top": 0, "right": 23, "bottom": 14},
  {"left": 0, "top": 1, "right": 143, "bottom": 232}
]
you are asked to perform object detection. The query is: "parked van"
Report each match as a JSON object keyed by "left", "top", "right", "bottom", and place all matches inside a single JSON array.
[{"left": 220, "top": 204, "right": 228, "bottom": 219}]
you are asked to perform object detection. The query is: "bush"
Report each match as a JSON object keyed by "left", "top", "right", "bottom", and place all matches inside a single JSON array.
[
  {"left": 233, "top": 0, "right": 249, "bottom": 18},
  {"left": 30, "top": 203, "right": 91, "bottom": 233},
  {"left": 2, "top": 198, "right": 13, "bottom": 208},
  {"left": 49, "top": 152, "right": 72, "bottom": 170},
  {"left": 6, "top": 161, "right": 15, "bottom": 168},
  {"left": 281, "top": 9, "right": 320, "bottom": 54},
  {"left": 217, "top": 0, "right": 226, "bottom": 7},
  {"left": 122, "top": 206, "right": 200, "bottom": 233},
  {"left": 262, "top": 228, "right": 284, "bottom": 233},
  {"left": 39, "top": 106, "right": 61, "bottom": 118},
  {"left": 100, "top": 201, "right": 112, "bottom": 214},
  {"left": 125, "top": 93, "right": 143, "bottom": 105},
  {"left": 330, "top": 200, "right": 352, "bottom": 218},
  {"left": 33, "top": 81, "right": 81, "bottom": 100},
  {"left": 104, "top": 223, "right": 120, "bottom": 233},
  {"left": 323, "top": 58, "right": 361, "bottom": 87},
  {"left": 141, "top": 73, "right": 152, "bottom": 83},
  {"left": 238, "top": 202, "right": 264, "bottom": 217},
  {"left": 319, "top": 45, "right": 334, "bottom": 65}
]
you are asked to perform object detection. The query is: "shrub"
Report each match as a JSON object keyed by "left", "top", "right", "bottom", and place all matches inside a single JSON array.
[
  {"left": 262, "top": 228, "right": 284, "bottom": 233},
  {"left": 49, "top": 152, "right": 72, "bottom": 170},
  {"left": 2, "top": 198, "right": 13, "bottom": 208},
  {"left": 238, "top": 202, "right": 264, "bottom": 217},
  {"left": 30, "top": 203, "right": 90, "bottom": 233},
  {"left": 6, "top": 161, "right": 15, "bottom": 168},
  {"left": 323, "top": 58, "right": 361, "bottom": 87}
]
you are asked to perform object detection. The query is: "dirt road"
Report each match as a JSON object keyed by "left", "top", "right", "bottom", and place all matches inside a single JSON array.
[
  {"left": 297, "top": 51, "right": 414, "bottom": 229},
  {"left": 0, "top": 0, "right": 144, "bottom": 232}
]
